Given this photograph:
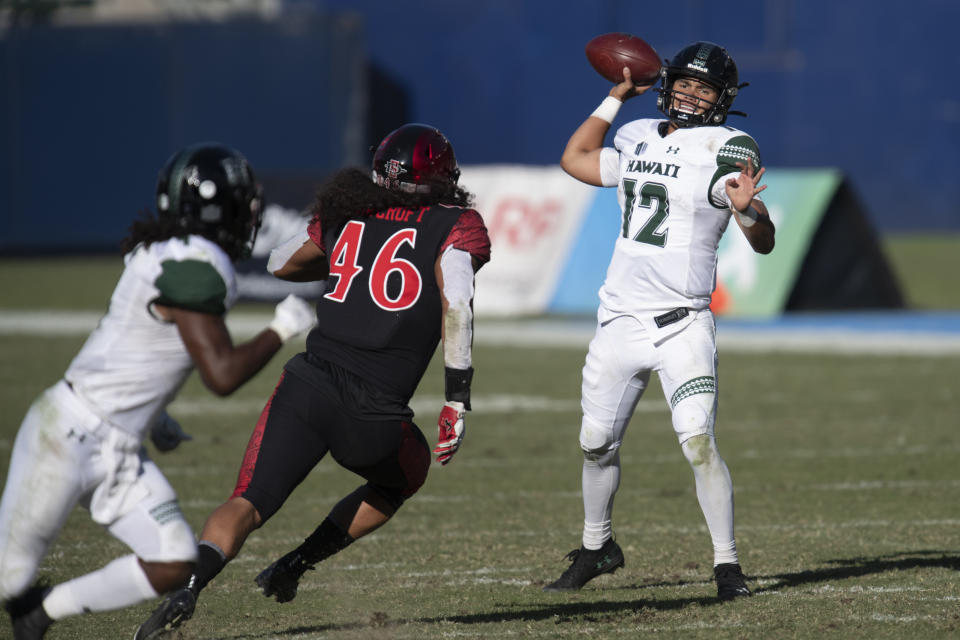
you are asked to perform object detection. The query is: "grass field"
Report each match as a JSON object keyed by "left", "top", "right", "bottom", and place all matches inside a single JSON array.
[{"left": 1, "top": 234, "right": 959, "bottom": 639}]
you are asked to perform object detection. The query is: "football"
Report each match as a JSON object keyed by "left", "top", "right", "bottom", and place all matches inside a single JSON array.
[{"left": 585, "top": 33, "right": 661, "bottom": 85}]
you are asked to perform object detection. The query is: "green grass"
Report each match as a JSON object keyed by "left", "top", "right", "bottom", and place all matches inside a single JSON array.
[
  {"left": 0, "top": 255, "right": 122, "bottom": 310},
  {"left": 1, "top": 234, "right": 959, "bottom": 638},
  {"left": 1, "top": 336, "right": 959, "bottom": 639},
  {"left": 880, "top": 233, "right": 960, "bottom": 309}
]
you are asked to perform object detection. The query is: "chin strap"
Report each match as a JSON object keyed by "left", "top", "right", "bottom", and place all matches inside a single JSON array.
[{"left": 726, "top": 82, "right": 750, "bottom": 118}]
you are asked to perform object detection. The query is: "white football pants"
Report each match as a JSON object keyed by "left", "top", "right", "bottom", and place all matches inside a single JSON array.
[
  {"left": 577, "top": 311, "right": 738, "bottom": 564},
  {"left": 0, "top": 381, "right": 197, "bottom": 601}
]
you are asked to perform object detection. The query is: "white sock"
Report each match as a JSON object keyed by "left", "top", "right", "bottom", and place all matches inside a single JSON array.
[
  {"left": 681, "top": 436, "right": 739, "bottom": 566},
  {"left": 42, "top": 554, "right": 158, "bottom": 620},
  {"left": 712, "top": 540, "right": 739, "bottom": 566},
  {"left": 581, "top": 448, "right": 620, "bottom": 550}
]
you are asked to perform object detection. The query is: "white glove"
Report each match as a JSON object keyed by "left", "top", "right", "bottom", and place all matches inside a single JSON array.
[
  {"left": 433, "top": 401, "right": 466, "bottom": 465},
  {"left": 269, "top": 294, "right": 316, "bottom": 342},
  {"left": 150, "top": 413, "right": 192, "bottom": 452}
]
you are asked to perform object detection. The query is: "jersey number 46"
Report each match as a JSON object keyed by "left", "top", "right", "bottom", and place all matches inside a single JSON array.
[{"left": 324, "top": 220, "right": 423, "bottom": 311}]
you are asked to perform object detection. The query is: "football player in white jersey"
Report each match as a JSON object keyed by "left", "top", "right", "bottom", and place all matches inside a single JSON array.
[
  {"left": 0, "top": 144, "right": 316, "bottom": 639},
  {"left": 543, "top": 42, "right": 775, "bottom": 599}
]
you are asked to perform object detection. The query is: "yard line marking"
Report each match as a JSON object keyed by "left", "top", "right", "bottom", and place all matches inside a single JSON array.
[
  {"left": 736, "top": 443, "right": 960, "bottom": 460},
  {"left": 166, "top": 394, "right": 666, "bottom": 416},
  {"left": 620, "top": 519, "right": 960, "bottom": 534},
  {"left": 4, "top": 310, "right": 960, "bottom": 355},
  {"left": 396, "top": 566, "right": 535, "bottom": 578},
  {"left": 870, "top": 613, "right": 937, "bottom": 622}
]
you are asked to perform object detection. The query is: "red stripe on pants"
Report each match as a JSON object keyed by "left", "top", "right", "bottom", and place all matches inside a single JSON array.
[{"left": 231, "top": 372, "right": 285, "bottom": 499}]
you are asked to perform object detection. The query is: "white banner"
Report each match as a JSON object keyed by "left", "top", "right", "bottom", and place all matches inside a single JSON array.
[{"left": 460, "top": 165, "right": 595, "bottom": 316}]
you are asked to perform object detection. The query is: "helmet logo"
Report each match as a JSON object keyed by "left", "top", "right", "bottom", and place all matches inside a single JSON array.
[
  {"left": 686, "top": 43, "right": 713, "bottom": 74},
  {"left": 384, "top": 158, "right": 406, "bottom": 180},
  {"left": 184, "top": 165, "right": 201, "bottom": 187}
]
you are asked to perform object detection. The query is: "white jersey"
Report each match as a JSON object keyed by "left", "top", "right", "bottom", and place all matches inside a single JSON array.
[
  {"left": 597, "top": 118, "right": 761, "bottom": 321},
  {"left": 64, "top": 235, "right": 238, "bottom": 439}
]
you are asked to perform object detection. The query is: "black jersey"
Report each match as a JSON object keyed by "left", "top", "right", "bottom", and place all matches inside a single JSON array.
[{"left": 295, "top": 204, "right": 490, "bottom": 404}]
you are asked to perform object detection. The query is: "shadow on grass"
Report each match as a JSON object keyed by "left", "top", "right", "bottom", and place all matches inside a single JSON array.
[
  {"left": 755, "top": 549, "right": 960, "bottom": 592},
  {"left": 415, "top": 593, "right": 719, "bottom": 625},
  {"left": 210, "top": 552, "right": 959, "bottom": 638},
  {"left": 213, "top": 593, "right": 722, "bottom": 638}
]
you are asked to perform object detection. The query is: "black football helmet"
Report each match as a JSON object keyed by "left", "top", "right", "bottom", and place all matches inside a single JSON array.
[
  {"left": 156, "top": 143, "right": 263, "bottom": 260},
  {"left": 371, "top": 123, "right": 460, "bottom": 194},
  {"left": 656, "top": 42, "right": 746, "bottom": 127}
]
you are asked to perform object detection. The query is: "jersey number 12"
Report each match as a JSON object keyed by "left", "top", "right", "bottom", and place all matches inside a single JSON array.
[{"left": 622, "top": 179, "right": 669, "bottom": 247}]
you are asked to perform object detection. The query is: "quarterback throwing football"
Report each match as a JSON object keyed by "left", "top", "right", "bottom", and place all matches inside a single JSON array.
[{"left": 543, "top": 42, "right": 775, "bottom": 599}]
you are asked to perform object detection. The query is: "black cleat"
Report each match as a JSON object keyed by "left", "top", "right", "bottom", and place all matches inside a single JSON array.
[
  {"left": 5, "top": 586, "right": 53, "bottom": 640},
  {"left": 133, "top": 587, "right": 196, "bottom": 639},
  {"left": 255, "top": 550, "right": 315, "bottom": 603},
  {"left": 714, "top": 563, "right": 751, "bottom": 600},
  {"left": 543, "top": 538, "right": 625, "bottom": 592}
]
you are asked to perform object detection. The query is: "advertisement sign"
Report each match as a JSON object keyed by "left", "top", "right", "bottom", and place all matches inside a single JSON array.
[
  {"left": 712, "top": 169, "right": 842, "bottom": 316},
  {"left": 462, "top": 166, "right": 596, "bottom": 316}
]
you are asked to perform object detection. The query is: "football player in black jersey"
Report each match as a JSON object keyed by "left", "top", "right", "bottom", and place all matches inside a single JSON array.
[{"left": 136, "top": 124, "right": 491, "bottom": 639}]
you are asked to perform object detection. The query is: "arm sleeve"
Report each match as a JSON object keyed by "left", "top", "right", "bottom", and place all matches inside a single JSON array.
[
  {"left": 440, "top": 247, "right": 475, "bottom": 370},
  {"left": 439, "top": 209, "right": 491, "bottom": 268},
  {"left": 266, "top": 229, "right": 311, "bottom": 274}
]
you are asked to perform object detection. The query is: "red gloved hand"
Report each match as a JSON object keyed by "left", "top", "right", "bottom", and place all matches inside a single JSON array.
[{"left": 433, "top": 401, "right": 466, "bottom": 465}]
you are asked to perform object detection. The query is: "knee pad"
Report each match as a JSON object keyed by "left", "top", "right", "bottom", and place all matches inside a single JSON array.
[
  {"left": 579, "top": 416, "right": 619, "bottom": 461},
  {"left": 671, "top": 391, "right": 715, "bottom": 443}
]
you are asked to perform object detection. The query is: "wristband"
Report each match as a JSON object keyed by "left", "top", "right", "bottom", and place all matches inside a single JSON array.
[
  {"left": 444, "top": 366, "right": 473, "bottom": 411},
  {"left": 590, "top": 96, "right": 622, "bottom": 124},
  {"left": 731, "top": 203, "right": 758, "bottom": 228}
]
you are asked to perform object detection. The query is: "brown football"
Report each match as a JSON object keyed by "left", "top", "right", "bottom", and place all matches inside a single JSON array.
[{"left": 585, "top": 33, "right": 661, "bottom": 84}]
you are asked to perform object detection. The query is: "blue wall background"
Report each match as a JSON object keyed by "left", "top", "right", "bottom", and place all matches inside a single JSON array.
[
  {"left": 1, "top": 11, "right": 367, "bottom": 250},
  {"left": 2, "top": 0, "right": 958, "bottom": 251},
  {"left": 317, "top": 0, "right": 959, "bottom": 231}
]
